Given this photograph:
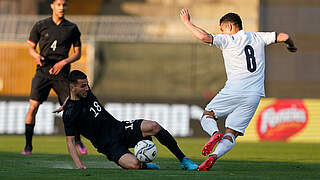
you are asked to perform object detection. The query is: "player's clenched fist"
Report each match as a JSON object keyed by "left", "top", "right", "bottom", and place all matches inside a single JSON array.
[
  {"left": 287, "top": 46, "right": 297, "bottom": 53},
  {"left": 35, "top": 54, "right": 45, "bottom": 66}
]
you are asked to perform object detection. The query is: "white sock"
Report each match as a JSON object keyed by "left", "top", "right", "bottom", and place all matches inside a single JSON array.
[
  {"left": 211, "top": 133, "right": 235, "bottom": 158},
  {"left": 200, "top": 115, "right": 219, "bottom": 136}
]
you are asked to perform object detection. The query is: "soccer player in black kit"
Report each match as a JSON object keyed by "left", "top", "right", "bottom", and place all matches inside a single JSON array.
[
  {"left": 22, "top": 0, "right": 87, "bottom": 155},
  {"left": 62, "top": 70, "right": 198, "bottom": 170}
]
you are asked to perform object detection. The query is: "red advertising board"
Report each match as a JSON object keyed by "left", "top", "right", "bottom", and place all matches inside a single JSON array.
[{"left": 256, "top": 99, "right": 308, "bottom": 141}]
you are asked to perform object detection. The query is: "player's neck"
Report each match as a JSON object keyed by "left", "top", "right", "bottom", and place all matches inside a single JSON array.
[
  {"left": 232, "top": 29, "right": 240, "bottom": 34},
  {"left": 51, "top": 15, "right": 64, "bottom": 25},
  {"left": 226, "top": 29, "right": 240, "bottom": 35},
  {"left": 70, "top": 93, "right": 80, "bottom": 101}
]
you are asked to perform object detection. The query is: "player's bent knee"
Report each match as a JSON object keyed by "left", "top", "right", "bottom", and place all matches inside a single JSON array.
[
  {"left": 28, "top": 101, "right": 40, "bottom": 113},
  {"left": 28, "top": 106, "right": 38, "bottom": 114},
  {"left": 141, "top": 120, "right": 162, "bottom": 136},
  {"left": 150, "top": 121, "right": 161, "bottom": 134}
]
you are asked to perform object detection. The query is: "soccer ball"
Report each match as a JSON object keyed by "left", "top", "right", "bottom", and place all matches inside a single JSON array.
[{"left": 134, "top": 140, "right": 157, "bottom": 162}]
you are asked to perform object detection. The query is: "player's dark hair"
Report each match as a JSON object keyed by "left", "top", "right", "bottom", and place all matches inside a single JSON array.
[
  {"left": 50, "top": 0, "right": 68, "bottom": 4},
  {"left": 220, "top": 13, "right": 243, "bottom": 30},
  {"left": 68, "top": 70, "right": 87, "bottom": 84}
]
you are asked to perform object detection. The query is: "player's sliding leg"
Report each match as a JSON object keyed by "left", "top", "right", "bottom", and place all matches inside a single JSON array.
[
  {"left": 143, "top": 163, "right": 160, "bottom": 170},
  {"left": 154, "top": 128, "right": 185, "bottom": 161},
  {"left": 200, "top": 113, "right": 223, "bottom": 156},
  {"left": 154, "top": 128, "right": 198, "bottom": 170},
  {"left": 141, "top": 120, "right": 198, "bottom": 170},
  {"left": 22, "top": 99, "right": 40, "bottom": 155}
]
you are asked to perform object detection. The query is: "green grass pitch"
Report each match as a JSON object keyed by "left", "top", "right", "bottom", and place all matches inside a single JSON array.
[{"left": 0, "top": 135, "right": 319, "bottom": 180}]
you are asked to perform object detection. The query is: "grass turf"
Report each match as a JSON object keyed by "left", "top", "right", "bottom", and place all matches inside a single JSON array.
[{"left": 0, "top": 135, "right": 319, "bottom": 180}]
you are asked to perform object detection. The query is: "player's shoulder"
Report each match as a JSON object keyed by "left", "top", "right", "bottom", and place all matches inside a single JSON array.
[
  {"left": 219, "top": 30, "right": 247, "bottom": 44},
  {"left": 63, "top": 100, "right": 81, "bottom": 118},
  {"left": 35, "top": 17, "right": 51, "bottom": 26},
  {"left": 237, "top": 31, "right": 266, "bottom": 41},
  {"left": 31, "top": 17, "right": 51, "bottom": 29},
  {"left": 213, "top": 33, "right": 232, "bottom": 43},
  {"left": 87, "top": 90, "right": 97, "bottom": 99},
  {"left": 62, "top": 18, "right": 78, "bottom": 27},
  {"left": 252, "top": 31, "right": 275, "bottom": 37}
]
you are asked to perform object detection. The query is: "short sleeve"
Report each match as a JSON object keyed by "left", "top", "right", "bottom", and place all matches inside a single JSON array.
[
  {"left": 211, "top": 34, "right": 229, "bottom": 49},
  {"left": 28, "top": 22, "right": 40, "bottom": 46},
  {"left": 72, "top": 25, "right": 81, "bottom": 47},
  {"left": 255, "top": 32, "right": 276, "bottom": 46}
]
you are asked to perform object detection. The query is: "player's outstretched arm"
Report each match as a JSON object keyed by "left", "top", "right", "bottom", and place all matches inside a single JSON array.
[
  {"left": 52, "top": 96, "right": 69, "bottom": 113},
  {"left": 66, "top": 136, "right": 87, "bottom": 169},
  {"left": 276, "top": 32, "right": 297, "bottom": 52},
  {"left": 180, "top": 8, "right": 212, "bottom": 44}
]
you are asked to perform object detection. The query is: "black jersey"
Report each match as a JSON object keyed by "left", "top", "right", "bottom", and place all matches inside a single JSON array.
[
  {"left": 63, "top": 91, "right": 123, "bottom": 151},
  {"left": 28, "top": 17, "right": 81, "bottom": 72}
]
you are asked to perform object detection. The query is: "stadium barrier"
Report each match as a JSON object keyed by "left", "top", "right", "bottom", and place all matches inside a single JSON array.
[
  {"left": 0, "top": 98, "right": 319, "bottom": 142},
  {"left": 0, "top": 101, "right": 203, "bottom": 137},
  {"left": 0, "top": 15, "right": 257, "bottom": 43}
]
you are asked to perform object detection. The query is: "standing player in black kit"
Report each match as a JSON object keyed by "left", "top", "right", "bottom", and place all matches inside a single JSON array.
[
  {"left": 61, "top": 70, "right": 198, "bottom": 170},
  {"left": 22, "top": 0, "right": 87, "bottom": 155}
]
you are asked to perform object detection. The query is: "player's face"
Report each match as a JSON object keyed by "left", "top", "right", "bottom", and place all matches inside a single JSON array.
[
  {"left": 73, "top": 79, "right": 89, "bottom": 99},
  {"left": 51, "top": 0, "right": 67, "bottom": 19}
]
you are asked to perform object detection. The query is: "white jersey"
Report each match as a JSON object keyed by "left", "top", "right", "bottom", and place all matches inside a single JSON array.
[{"left": 211, "top": 30, "right": 276, "bottom": 97}]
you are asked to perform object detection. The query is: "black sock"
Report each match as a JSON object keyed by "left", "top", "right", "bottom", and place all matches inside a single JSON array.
[
  {"left": 141, "top": 163, "right": 147, "bottom": 169},
  {"left": 154, "top": 128, "right": 185, "bottom": 162},
  {"left": 25, "top": 124, "right": 35, "bottom": 150},
  {"left": 75, "top": 134, "right": 81, "bottom": 143}
]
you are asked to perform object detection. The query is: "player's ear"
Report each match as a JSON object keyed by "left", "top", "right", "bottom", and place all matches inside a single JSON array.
[
  {"left": 50, "top": 2, "right": 54, "bottom": 10},
  {"left": 69, "top": 83, "right": 74, "bottom": 91},
  {"left": 228, "top": 23, "right": 232, "bottom": 32}
]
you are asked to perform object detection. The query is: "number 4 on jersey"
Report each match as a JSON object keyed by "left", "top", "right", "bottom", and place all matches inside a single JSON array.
[{"left": 51, "top": 40, "right": 57, "bottom": 51}]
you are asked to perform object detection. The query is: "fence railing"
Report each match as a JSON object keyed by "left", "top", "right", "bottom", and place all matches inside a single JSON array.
[{"left": 0, "top": 15, "right": 257, "bottom": 43}]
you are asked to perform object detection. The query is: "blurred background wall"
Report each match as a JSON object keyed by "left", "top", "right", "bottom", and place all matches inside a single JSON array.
[
  {"left": 260, "top": 0, "right": 320, "bottom": 98},
  {"left": 1, "top": 0, "right": 318, "bottom": 100},
  {"left": 0, "top": 0, "right": 261, "bottom": 102}
]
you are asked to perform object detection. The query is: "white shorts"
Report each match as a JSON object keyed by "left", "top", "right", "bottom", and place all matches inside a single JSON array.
[{"left": 205, "top": 93, "right": 261, "bottom": 135}]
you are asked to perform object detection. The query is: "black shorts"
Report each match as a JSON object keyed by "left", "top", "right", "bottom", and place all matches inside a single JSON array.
[
  {"left": 30, "top": 68, "right": 69, "bottom": 104},
  {"left": 100, "top": 119, "right": 152, "bottom": 164}
]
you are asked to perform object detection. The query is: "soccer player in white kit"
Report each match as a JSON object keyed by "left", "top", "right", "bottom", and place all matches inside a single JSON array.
[{"left": 180, "top": 8, "right": 297, "bottom": 171}]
